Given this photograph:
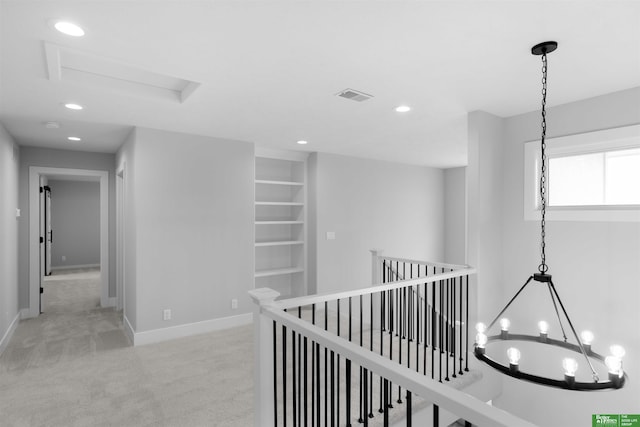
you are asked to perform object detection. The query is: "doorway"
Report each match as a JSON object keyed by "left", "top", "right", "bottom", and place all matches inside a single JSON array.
[{"left": 28, "top": 167, "right": 111, "bottom": 318}]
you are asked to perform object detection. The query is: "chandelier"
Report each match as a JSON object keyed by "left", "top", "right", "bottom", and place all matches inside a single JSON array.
[{"left": 473, "top": 41, "right": 627, "bottom": 391}]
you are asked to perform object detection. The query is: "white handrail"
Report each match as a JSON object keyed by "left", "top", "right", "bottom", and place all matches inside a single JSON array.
[
  {"left": 262, "top": 303, "right": 536, "bottom": 427},
  {"left": 276, "top": 267, "right": 475, "bottom": 310},
  {"left": 380, "top": 255, "right": 470, "bottom": 271}
]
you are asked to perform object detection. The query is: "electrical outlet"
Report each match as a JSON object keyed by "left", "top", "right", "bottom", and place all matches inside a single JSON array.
[
  {"left": 163, "top": 309, "right": 171, "bottom": 320},
  {"left": 231, "top": 299, "right": 238, "bottom": 309},
  {"left": 326, "top": 231, "right": 336, "bottom": 240},
  {"left": 62, "top": 255, "right": 66, "bottom": 262}
]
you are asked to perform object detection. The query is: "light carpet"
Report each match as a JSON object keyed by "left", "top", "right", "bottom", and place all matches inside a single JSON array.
[{"left": 0, "top": 269, "right": 254, "bottom": 427}]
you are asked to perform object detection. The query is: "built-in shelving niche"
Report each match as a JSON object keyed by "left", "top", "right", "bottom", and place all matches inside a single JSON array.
[{"left": 254, "top": 151, "right": 307, "bottom": 299}]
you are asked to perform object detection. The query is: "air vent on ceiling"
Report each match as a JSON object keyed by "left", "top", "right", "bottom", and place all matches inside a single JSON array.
[{"left": 336, "top": 88, "right": 373, "bottom": 102}]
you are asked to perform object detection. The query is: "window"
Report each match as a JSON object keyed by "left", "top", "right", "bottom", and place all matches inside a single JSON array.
[
  {"left": 524, "top": 124, "right": 640, "bottom": 222},
  {"left": 548, "top": 148, "right": 640, "bottom": 206}
]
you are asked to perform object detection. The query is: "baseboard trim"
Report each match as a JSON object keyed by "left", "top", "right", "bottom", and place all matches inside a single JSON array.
[
  {"left": 132, "top": 312, "right": 253, "bottom": 346},
  {"left": 0, "top": 312, "right": 21, "bottom": 356},
  {"left": 123, "top": 315, "right": 135, "bottom": 345},
  {"left": 20, "top": 308, "right": 32, "bottom": 319},
  {"left": 50, "top": 263, "right": 100, "bottom": 271},
  {"left": 103, "top": 297, "right": 117, "bottom": 308}
]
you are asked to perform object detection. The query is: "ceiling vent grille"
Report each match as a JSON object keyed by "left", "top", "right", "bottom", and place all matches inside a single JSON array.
[{"left": 336, "top": 88, "right": 373, "bottom": 102}]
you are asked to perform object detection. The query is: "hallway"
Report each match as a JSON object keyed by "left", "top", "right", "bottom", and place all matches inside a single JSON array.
[
  {"left": 0, "top": 269, "right": 254, "bottom": 427},
  {"left": 1, "top": 268, "right": 127, "bottom": 372}
]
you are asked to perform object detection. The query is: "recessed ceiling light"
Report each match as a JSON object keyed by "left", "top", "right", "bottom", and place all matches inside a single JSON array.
[
  {"left": 44, "top": 121, "right": 60, "bottom": 129},
  {"left": 297, "top": 140, "right": 308, "bottom": 145},
  {"left": 53, "top": 21, "right": 85, "bottom": 37},
  {"left": 395, "top": 105, "right": 411, "bottom": 113},
  {"left": 67, "top": 136, "right": 82, "bottom": 142},
  {"left": 64, "top": 103, "right": 84, "bottom": 110}
]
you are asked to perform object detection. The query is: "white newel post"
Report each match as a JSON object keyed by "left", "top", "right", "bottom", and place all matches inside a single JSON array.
[
  {"left": 370, "top": 249, "right": 382, "bottom": 285},
  {"left": 249, "top": 288, "right": 280, "bottom": 427},
  {"left": 370, "top": 249, "right": 382, "bottom": 331}
]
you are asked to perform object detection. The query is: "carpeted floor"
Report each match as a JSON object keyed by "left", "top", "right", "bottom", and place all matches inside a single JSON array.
[
  {"left": 0, "top": 269, "right": 254, "bottom": 427},
  {"left": 0, "top": 269, "right": 478, "bottom": 427}
]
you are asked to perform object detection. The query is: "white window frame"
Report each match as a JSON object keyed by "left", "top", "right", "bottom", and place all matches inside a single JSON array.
[{"left": 524, "top": 124, "right": 640, "bottom": 222}]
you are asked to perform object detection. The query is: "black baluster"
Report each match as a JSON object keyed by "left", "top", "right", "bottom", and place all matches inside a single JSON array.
[
  {"left": 388, "top": 289, "right": 393, "bottom": 409},
  {"left": 363, "top": 368, "right": 369, "bottom": 427},
  {"left": 383, "top": 379, "right": 389, "bottom": 427},
  {"left": 358, "top": 295, "right": 363, "bottom": 424},
  {"left": 312, "top": 305, "right": 316, "bottom": 425},
  {"left": 397, "top": 290, "right": 403, "bottom": 404},
  {"left": 337, "top": 299, "right": 340, "bottom": 427},
  {"left": 378, "top": 291, "right": 384, "bottom": 414},
  {"left": 459, "top": 277, "right": 464, "bottom": 375},
  {"left": 330, "top": 350, "right": 335, "bottom": 427},
  {"left": 316, "top": 343, "right": 321, "bottom": 427},
  {"left": 298, "top": 308, "right": 303, "bottom": 427},
  {"left": 433, "top": 404, "right": 439, "bottom": 427},
  {"left": 293, "top": 328, "right": 297, "bottom": 427},
  {"left": 369, "top": 294, "right": 374, "bottom": 419},
  {"left": 304, "top": 336, "right": 308, "bottom": 427},
  {"left": 439, "top": 276, "right": 443, "bottom": 383},
  {"left": 445, "top": 278, "right": 450, "bottom": 382},
  {"left": 283, "top": 324, "right": 287, "bottom": 427},
  {"left": 407, "top": 287, "right": 411, "bottom": 372},
  {"left": 382, "top": 260, "right": 387, "bottom": 330},
  {"left": 325, "top": 302, "right": 328, "bottom": 427},
  {"left": 424, "top": 282, "right": 428, "bottom": 376},
  {"left": 406, "top": 391, "right": 412, "bottom": 427},
  {"left": 431, "top": 281, "right": 436, "bottom": 381},
  {"left": 452, "top": 276, "right": 457, "bottom": 379},
  {"left": 465, "top": 274, "right": 469, "bottom": 372},
  {"left": 346, "top": 358, "right": 352, "bottom": 427},
  {"left": 273, "top": 321, "right": 278, "bottom": 427}
]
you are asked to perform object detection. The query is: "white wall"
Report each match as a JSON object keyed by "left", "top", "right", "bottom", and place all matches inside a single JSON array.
[
  {"left": 48, "top": 180, "right": 100, "bottom": 268},
  {"left": 121, "top": 127, "right": 254, "bottom": 334},
  {"left": 0, "top": 123, "right": 20, "bottom": 352},
  {"left": 116, "top": 130, "right": 138, "bottom": 330},
  {"left": 466, "top": 110, "right": 506, "bottom": 402},
  {"left": 469, "top": 87, "right": 640, "bottom": 426},
  {"left": 444, "top": 167, "right": 466, "bottom": 265},
  {"left": 311, "top": 152, "right": 445, "bottom": 294},
  {"left": 18, "top": 147, "right": 117, "bottom": 306}
]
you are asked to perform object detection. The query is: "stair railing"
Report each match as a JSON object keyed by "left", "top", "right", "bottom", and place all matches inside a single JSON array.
[{"left": 250, "top": 254, "right": 535, "bottom": 427}]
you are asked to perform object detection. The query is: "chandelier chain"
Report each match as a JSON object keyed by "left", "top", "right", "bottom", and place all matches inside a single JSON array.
[{"left": 538, "top": 52, "right": 549, "bottom": 274}]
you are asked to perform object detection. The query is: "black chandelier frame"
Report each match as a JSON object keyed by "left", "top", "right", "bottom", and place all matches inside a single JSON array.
[{"left": 473, "top": 41, "right": 627, "bottom": 391}]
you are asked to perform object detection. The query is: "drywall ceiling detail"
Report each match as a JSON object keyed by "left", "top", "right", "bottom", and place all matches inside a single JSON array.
[{"left": 43, "top": 42, "right": 201, "bottom": 103}]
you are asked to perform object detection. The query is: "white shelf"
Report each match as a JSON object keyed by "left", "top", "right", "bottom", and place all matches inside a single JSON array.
[
  {"left": 255, "top": 179, "right": 304, "bottom": 186},
  {"left": 255, "top": 267, "right": 304, "bottom": 278},
  {"left": 255, "top": 201, "right": 304, "bottom": 206},
  {"left": 255, "top": 240, "right": 304, "bottom": 247},
  {"left": 255, "top": 153, "right": 307, "bottom": 297},
  {"left": 255, "top": 220, "right": 303, "bottom": 225}
]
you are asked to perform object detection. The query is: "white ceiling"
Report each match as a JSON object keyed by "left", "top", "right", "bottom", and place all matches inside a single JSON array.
[{"left": 1, "top": 1, "right": 639, "bottom": 167}]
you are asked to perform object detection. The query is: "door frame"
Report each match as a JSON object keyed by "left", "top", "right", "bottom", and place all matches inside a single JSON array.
[
  {"left": 116, "top": 165, "right": 125, "bottom": 312},
  {"left": 28, "top": 166, "right": 110, "bottom": 318}
]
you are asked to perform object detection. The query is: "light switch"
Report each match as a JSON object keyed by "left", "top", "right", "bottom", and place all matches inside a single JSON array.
[
  {"left": 15, "top": 208, "right": 20, "bottom": 218},
  {"left": 326, "top": 231, "right": 336, "bottom": 240}
]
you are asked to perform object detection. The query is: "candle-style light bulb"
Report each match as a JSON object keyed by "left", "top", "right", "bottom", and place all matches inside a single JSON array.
[
  {"left": 562, "top": 358, "right": 578, "bottom": 376},
  {"left": 610, "top": 345, "right": 625, "bottom": 359},
  {"left": 538, "top": 320, "right": 549, "bottom": 334},
  {"left": 507, "top": 347, "right": 521, "bottom": 365},
  {"left": 605, "top": 356, "right": 622, "bottom": 375},
  {"left": 500, "top": 318, "right": 511, "bottom": 331},
  {"left": 475, "top": 333, "right": 487, "bottom": 348},
  {"left": 475, "top": 322, "right": 487, "bottom": 334},
  {"left": 580, "top": 330, "right": 594, "bottom": 345}
]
